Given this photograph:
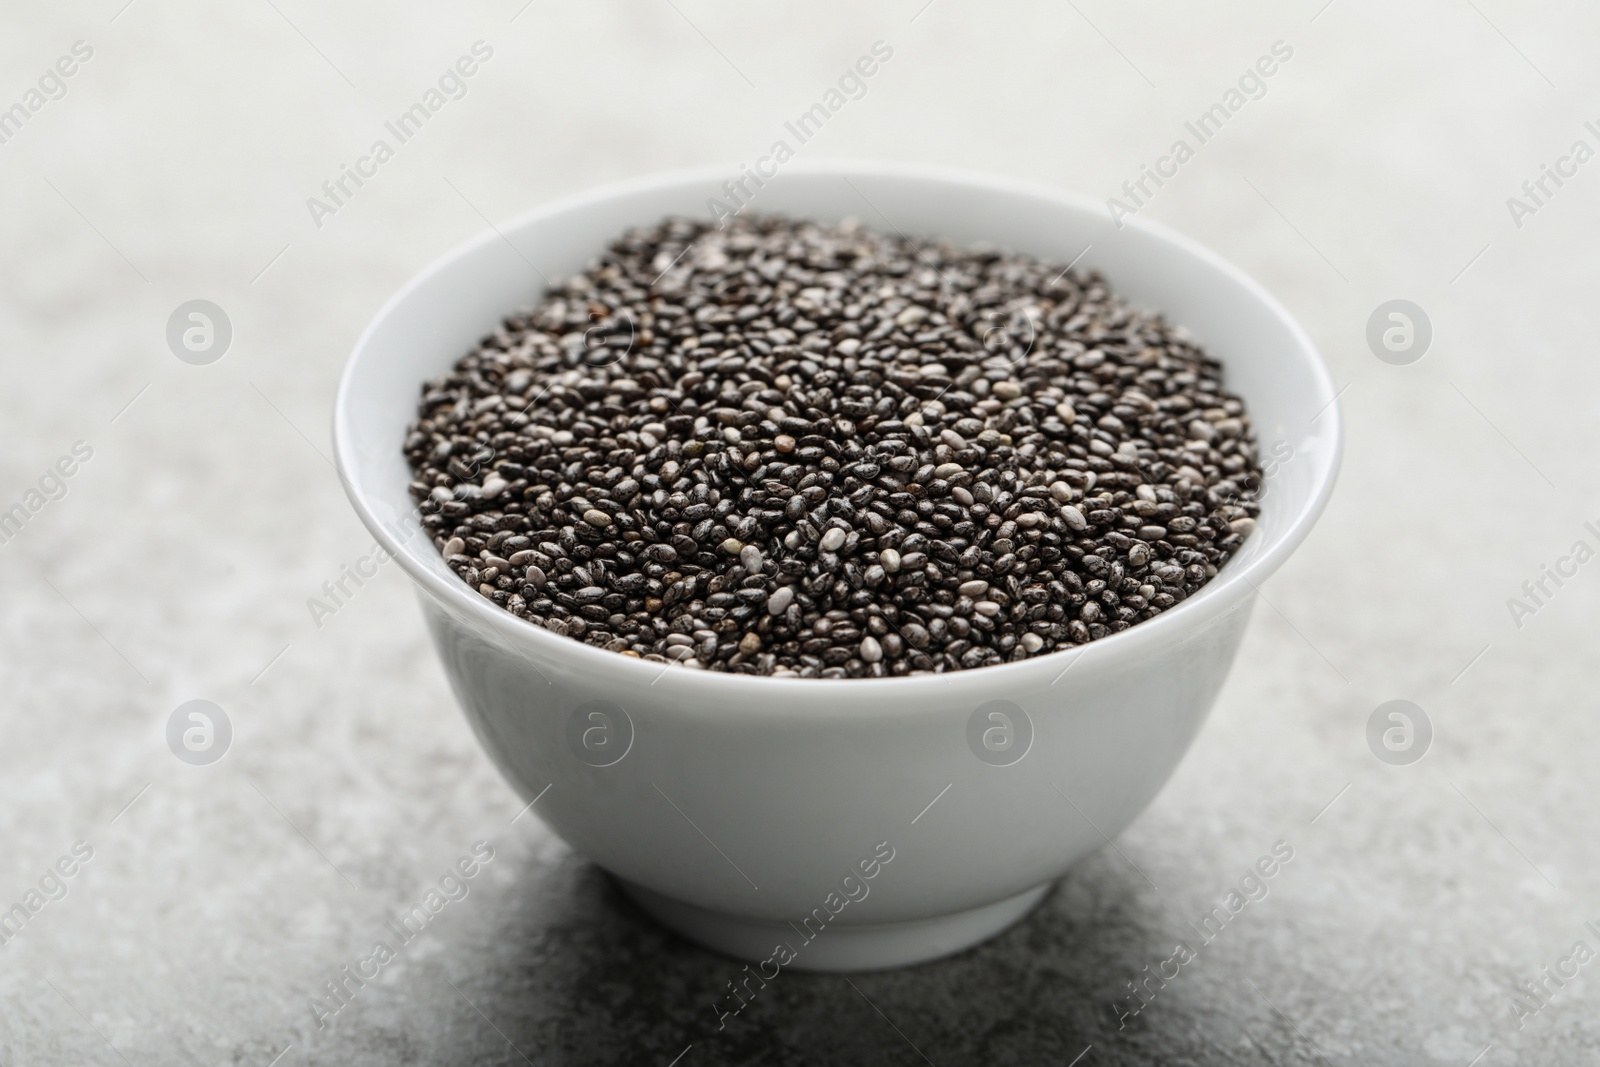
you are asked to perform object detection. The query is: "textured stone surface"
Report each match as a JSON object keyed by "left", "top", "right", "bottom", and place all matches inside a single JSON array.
[{"left": 3, "top": 2, "right": 1598, "bottom": 1064}]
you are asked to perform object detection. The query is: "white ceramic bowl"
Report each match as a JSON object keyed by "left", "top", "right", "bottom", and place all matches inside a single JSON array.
[{"left": 333, "top": 161, "right": 1340, "bottom": 971}]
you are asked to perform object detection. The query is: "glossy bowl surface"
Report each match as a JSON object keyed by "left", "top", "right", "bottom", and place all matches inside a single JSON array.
[{"left": 333, "top": 160, "right": 1340, "bottom": 970}]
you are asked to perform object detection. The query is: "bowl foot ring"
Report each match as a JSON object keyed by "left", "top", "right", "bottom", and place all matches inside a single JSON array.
[{"left": 617, "top": 879, "right": 1052, "bottom": 972}]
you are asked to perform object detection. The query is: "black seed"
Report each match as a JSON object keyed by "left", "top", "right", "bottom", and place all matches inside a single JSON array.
[{"left": 404, "top": 213, "right": 1262, "bottom": 677}]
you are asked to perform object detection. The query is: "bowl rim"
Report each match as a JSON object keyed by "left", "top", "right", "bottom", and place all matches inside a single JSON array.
[{"left": 332, "top": 158, "right": 1342, "bottom": 701}]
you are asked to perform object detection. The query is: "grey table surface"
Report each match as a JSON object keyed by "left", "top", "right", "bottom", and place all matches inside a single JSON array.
[{"left": 3, "top": 2, "right": 1599, "bottom": 1064}]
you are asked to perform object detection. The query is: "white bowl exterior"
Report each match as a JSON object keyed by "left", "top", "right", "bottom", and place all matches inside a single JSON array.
[
  {"left": 334, "top": 161, "right": 1338, "bottom": 928},
  {"left": 424, "top": 586, "right": 1254, "bottom": 923}
]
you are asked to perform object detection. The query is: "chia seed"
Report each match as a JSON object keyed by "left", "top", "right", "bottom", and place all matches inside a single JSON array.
[{"left": 403, "top": 214, "right": 1263, "bottom": 679}]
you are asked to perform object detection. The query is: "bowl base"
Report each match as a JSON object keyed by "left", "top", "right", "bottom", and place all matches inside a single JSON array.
[{"left": 617, "top": 879, "right": 1053, "bottom": 972}]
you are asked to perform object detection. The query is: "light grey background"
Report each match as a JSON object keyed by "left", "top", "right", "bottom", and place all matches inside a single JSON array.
[{"left": 2, "top": 1, "right": 1596, "bottom": 1064}]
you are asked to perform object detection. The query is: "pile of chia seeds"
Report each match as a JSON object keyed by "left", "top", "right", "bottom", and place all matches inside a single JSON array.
[{"left": 404, "top": 214, "right": 1262, "bottom": 678}]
